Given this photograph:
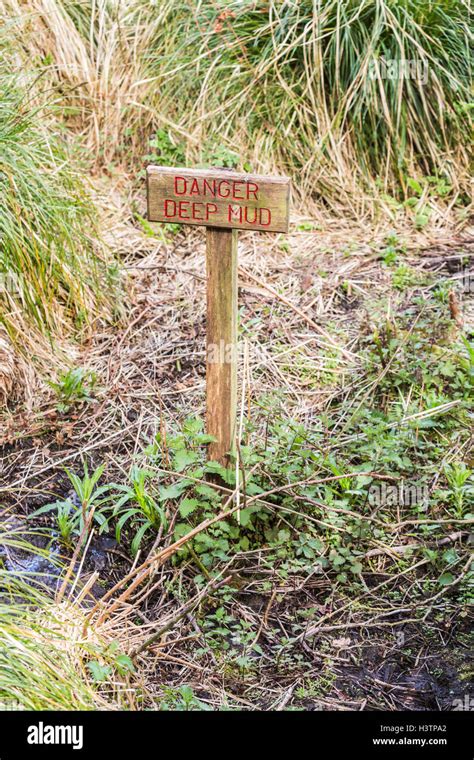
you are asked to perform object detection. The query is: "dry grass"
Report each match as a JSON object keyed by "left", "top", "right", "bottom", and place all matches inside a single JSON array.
[
  {"left": 0, "top": 0, "right": 470, "bottom": 401},
  {"left": 1, "top": 173, "right": 472, "bottom": 442},
  {"left": 1, "top": 0, "right": 160, "bottom": 165}
]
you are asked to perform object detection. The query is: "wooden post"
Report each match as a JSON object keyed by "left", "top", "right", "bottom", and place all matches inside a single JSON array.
[
  {"left": 146, "top": 166, "right": 290, "bottom": 465},
  {"left": 206, "top": 228, "right": 238, "bottom": 466}
]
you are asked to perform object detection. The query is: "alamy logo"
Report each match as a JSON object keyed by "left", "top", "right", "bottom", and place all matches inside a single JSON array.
[
  {"left": 27, "top": 722, "right": 83, "bottom": 750},
  {"left": 368, "top": 482, "right": 429, "bottom": 507},
  {"left": 452, "top": 694, "right": 474, "bottom": 711},
  {"left": 368, "top": 57, "right": 429, "bottom": 84},
  {"left": 0, "top": 271, "right": 22, "bottom": 294}
]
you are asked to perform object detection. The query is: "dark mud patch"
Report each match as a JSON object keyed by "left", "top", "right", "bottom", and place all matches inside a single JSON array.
[{"left": 0, "top": 521, "right": 122, "bottom": 600}]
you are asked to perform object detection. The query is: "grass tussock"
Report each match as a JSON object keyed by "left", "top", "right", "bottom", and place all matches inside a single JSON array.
[
  {"left": 0, "top": 529, "right": 143, "bottom": 710},
  {"left": 2, "top": 0, "right": 471, "bottom": 216},
  {"left": 146, "top": 0, "right": 472, "bottom": 211},
  {"left": 0, "top": 36, "right": 118, "bottom": 375},
  {"left": 1, "top": 80, "right": 96, "bottom": 329},
  {"left": 1, "top": 0, "right": 164, "bottom": 165}
]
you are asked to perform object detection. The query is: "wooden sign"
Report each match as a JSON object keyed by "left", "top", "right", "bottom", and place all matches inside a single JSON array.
[
  {"left": 147, "top": 167, "right": 290, "bottom": 233},
  {"left": 147, "top": 165, "right": 290, "bottom": 466}
]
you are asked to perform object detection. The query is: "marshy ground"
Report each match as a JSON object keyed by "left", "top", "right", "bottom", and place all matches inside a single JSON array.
[{"left": 1, "top": 183, "right": 472, "bottom": 710}]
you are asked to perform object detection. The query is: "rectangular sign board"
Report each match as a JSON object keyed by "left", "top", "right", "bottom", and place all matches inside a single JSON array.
[{"left": 147, "top": 166, "right": 290, "bottom": 233}]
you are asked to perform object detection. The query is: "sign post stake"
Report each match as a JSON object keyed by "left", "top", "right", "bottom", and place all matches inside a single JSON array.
[
  {"left": 206, "top": 227, "right": 238, "bottom": 466},
  {"left": 146, "top": 166, "right": 290, "bottom": 467}
]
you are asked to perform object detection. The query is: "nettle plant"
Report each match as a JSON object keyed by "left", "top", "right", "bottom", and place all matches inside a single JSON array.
[
  {"left": 201, "top": 601, "right": 261, "bottom": 674},
  {"left": 29, "top": 299, "right": 473, "bottom": 576},
  {"left": 121, "top": 415, "right": 380, "bottom": 578},
  {"left": 158, "top": 685, "right": 211, "bottom": 711}
]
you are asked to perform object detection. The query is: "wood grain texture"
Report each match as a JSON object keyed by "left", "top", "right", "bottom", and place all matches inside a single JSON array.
[
  {"left": 147, "top": 166, "right": 290, "bottom": 233},
  {"left": 206, "top": 227, "right": 238, "bottom": 465}
]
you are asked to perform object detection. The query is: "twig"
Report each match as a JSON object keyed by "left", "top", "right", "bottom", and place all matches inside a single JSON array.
[{"left": 132, "top": 572, "right": 232, "bottom": 657}]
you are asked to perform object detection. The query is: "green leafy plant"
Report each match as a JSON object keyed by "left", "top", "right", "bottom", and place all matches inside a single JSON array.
[
  {"left": 391, "top": 264, "right": 422, "bottom": 290},
  {"left": 100, "top": 467, "right": 168, "bottom": 555},
  {"left": 28, "top": 464, "right": 110, "bottom": 546},
  {"left": 144, "top": 129, "right": 185, "bottom": 168},
  {"left": 202, "top": 143, "right": 243, "bottom": 169},
  {"left": 86, "top": 642, "right": 135, "bottom": 683},
  {"left": 158, "top": 685, "right": 211, "bottom": 711},
  {"left": 443, "top": 462, "right": 474, "bottom": 519},
  {"left": 48, "top": 367, "right": 97, "bottom": 412}
]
